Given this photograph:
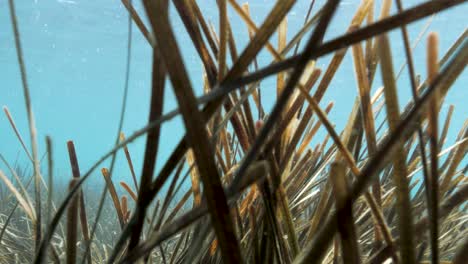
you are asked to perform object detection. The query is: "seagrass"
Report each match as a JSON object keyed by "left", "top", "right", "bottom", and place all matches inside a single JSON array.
[{"left": 0, "top": 1, "right": 466, "bottom": 264}]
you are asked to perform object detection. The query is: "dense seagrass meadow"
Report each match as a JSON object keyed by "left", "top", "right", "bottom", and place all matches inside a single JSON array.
[{"left": 1, "top": 0, "right": 467, "bottom": 263}]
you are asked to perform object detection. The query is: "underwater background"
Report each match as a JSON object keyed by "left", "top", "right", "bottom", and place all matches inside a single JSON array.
[
  {"left": 1, "top": 0, "right": 467, "bottom": 191},
  {"left": 0, "top": 0, "right": 467, "bottom": 263}
]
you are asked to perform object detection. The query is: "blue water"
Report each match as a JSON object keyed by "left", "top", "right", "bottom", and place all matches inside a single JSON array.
[{"left": 0, "top": 0, "right": 466, "bottom": 190}]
